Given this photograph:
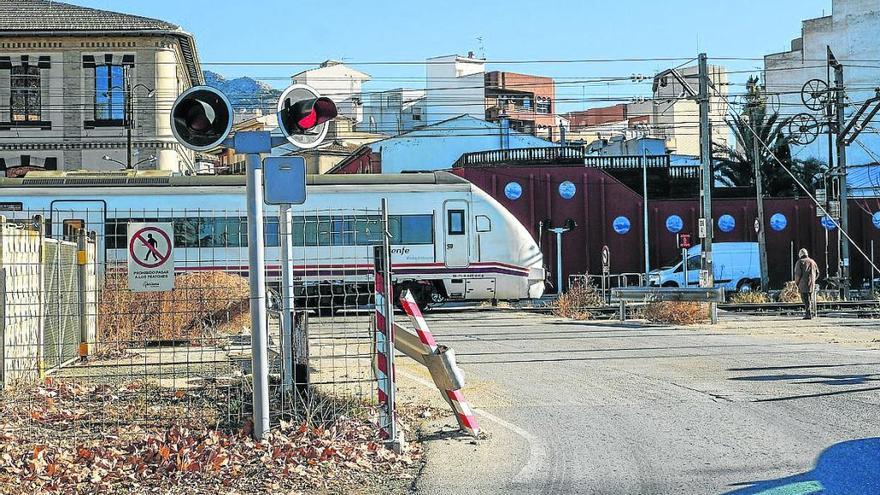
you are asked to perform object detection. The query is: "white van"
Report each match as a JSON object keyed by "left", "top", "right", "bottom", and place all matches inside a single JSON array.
[{"left": 647, "top": 242, "right": 762, "bottom": 292}]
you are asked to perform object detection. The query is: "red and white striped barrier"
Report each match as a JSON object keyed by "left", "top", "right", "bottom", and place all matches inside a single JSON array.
[
  {"left": 373, "top": 247, "right": 396, "bottom": 441},
  {"left": 399, "top": 291, "right": 480, "bottom": 437}
]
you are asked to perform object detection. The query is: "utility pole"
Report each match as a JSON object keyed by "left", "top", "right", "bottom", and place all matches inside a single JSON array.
[
  {"left": 832, "top": 55, "right": 850, "bottom": 299},
  {"left": 747, "top": 77, "right": 770, "bottom": 291},
  {"left": 697, "top": 53, "right": 717, "bottom": 323},
  {"left": 642, "top": 149, "right": 650, "bottom": 281},
  {"left": 752, "top": 127, "right": 769, "bottom": 291}
]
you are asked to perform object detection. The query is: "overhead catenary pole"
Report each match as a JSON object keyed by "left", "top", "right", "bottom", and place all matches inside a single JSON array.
[
  {"left": 697, "top": 53, "right": 717, "bottom": 323},
  {"left": 642, "top": 150, "right": 650, "bottom": 281},
  {"left": 833, "top": 57, "right": 850, "bottom": 299}
]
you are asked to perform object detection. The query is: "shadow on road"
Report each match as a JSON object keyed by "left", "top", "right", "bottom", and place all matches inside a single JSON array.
[
  {"left": 728, "top": 363, "right": 880, "bottom": 372},
  {"left": 723, "top": 437, "right": 880, "bottom": 494},
  {"left": 731, "top": 372, "right": 879, "bottom": 386}
]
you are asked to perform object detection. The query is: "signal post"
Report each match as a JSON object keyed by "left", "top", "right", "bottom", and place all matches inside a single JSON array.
[{"left": 170, "top": 84, "right": 337, "bottom": 439}]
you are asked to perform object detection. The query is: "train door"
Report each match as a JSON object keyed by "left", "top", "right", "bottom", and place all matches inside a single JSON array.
[
  {"left": 50, "top": 200, "right": 106, "bottom": 267},
  {"left": 443, "top": 200, "right": 470, "bottom": 268}
]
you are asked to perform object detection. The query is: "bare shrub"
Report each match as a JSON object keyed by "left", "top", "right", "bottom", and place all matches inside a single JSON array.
[
  {"left": 643, "top": 301, "right": 708, "bottom": 325},
  {"left": 778, "top": 281, "right": 801, "bottom": 303},
  {"left": 729, "top": 291, "right": 769, "bottom": 304},
  {"left": 98, "top": 271, "right": 250, "bottom": 353},
  {"left": 554, "top": 280, "right": 602, "bottom": 320}
]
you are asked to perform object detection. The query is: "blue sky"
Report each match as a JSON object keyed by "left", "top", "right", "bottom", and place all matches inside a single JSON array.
[{"left": 77, "top": 0, "right": 832, "bottom": 112}]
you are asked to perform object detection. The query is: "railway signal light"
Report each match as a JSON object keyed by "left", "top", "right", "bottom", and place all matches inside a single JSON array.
[
  {"left": 170, "top": 86, "right": 234, "bottom": 151},
  {"left": 277, "top": 84, "right": 338, "bottom": 149}
]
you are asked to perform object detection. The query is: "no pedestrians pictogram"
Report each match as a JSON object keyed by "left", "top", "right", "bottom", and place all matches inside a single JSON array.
[
  {"left": 127, "top": 223, "right": 175, "bottom": 292},
  {"left": 129, "top": 226, "right": 172, "bottom": 269}
]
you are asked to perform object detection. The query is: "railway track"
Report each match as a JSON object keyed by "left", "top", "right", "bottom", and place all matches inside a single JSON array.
[
  {"left": 719, "top": 300, "right": 880, "bottom": 316},
  {"left": 500, "top": 300, "right": 880, "bottom": 319}
]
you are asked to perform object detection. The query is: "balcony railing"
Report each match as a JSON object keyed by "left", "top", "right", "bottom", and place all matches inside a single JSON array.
[
  {"left": 453, "top": 146, "right": 701, "bottom": 179},
  {"left": 453, "top": 146, "right": 587, "bottom": 167}
]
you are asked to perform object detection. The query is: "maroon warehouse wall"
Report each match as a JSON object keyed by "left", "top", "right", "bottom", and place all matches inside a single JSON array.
[
  {"left": 455, "top": 166, "right": 880, "bottom": 291},
  {"left": 455, "top": 167, "right": 646, "bottom": 292}
]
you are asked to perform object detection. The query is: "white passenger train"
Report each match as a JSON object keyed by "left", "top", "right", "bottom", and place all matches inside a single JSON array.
[{"left": 0, "top": 170, "right": 545, "bottom": 310}]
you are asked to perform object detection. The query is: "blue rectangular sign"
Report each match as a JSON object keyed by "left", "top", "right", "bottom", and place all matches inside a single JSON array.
[{"left": 263, "top": 156, "right": 306, "bottom": 205}]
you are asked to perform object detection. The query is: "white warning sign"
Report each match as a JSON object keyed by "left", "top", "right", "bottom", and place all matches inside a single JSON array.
[{"left": 127, "top": 222, "right": 175, "bottom": 292}]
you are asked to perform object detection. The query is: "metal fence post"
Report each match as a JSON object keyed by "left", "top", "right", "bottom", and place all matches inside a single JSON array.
[
  {"left": 293, "top": 311, "right": 310, "bottom": 397},
  {"left": 279, "top": 204, "right": 294, "bottom": 393},
  {"left": 34, "top": 215, "right": 45, "bottom": 379},
  {"left": 76, "top": 228, "right": 89, "bottom": 361}
]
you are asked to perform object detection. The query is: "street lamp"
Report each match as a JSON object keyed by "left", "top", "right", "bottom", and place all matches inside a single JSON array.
[
  {"left": 543, "top": 218, "right": 577, "bottom": 294},
  {"left": 106, "top": 78, "right": 155, "bottom": 169},
  {"left": 102, "top": 154, "right": 155, "bottom": 170}
]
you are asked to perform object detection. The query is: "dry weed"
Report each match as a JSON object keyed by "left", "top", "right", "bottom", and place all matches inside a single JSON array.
[
  {"left": 778, "top": 282, "right": 834, "bottom": 303},
  {"left": 99, "top": 271, "right": 250, "bottom": 354},
  {"left": 778, "top": 281, "right": 801, "bottom": 303},
  {"left": 729, "top": 291, "right": 769, "bottom": 304},
  {"left": 554, "top": 280, "right": 602, "bottom": 320},
  {"left": 643, "top": 301, "right": 708, "bottom": 325}
]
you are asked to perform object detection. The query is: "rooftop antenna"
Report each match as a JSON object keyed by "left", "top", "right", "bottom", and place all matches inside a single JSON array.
[{"left": 476, "top": 36, "right": 485, "bottom": 59}]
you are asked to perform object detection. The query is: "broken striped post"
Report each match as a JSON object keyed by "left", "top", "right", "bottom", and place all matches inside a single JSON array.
[
  {"left": 399, "top": 291, "right": 480, "bottom": 437},
  {"left": 373, "top": 245, "right": 397, "bottom": 443}
]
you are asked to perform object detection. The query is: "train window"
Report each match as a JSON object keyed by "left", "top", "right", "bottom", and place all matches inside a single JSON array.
[
  {"left": 399, "top": 215, "right": 433, "bottom": 244},
  {"left": 62, "top": 219, "right": 84, "bottom": 241},
  {"left": 213, "top": 217, "right": 247, "bottom": 248},
  {"left": 447, "top": 210, "right": 465, "bottom": 236},
  {"left": 264, "top": 217, "right": 280, "bottom": 247},
  {"left": 475, "top": 215, "right": 491, "bottom": 233},
  {"left": 173, "top": 218, "right": 200, "bottom": 248},
  {"left": 106, "top": 218, "right": 126, "bottom": 249},
  {"left": 292, "top": 217, "right": 331, "bottom": 247},
  {"left": 340, "top": 216, "right": 383, "bottom": 245}
]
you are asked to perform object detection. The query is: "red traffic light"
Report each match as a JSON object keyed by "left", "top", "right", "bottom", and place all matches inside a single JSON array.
[
  {"left": 277, "top": 85, "right": 338, "bottom": 149},
  {"left": 281, "top": 96, "right": 337, "bottom": 132}
]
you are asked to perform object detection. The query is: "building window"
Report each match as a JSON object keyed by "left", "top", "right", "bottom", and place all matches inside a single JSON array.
[
  {"left": 94, "top": 64, "right": 126, "bottom": 123},
  {"left": 10, "top": 65, "right": 41, "bottom": 122},
  {"left": 411, "top": 107, "right": 422, "bottom": 121},
  {"left": 536, "top": 98, "right": 551, "bottom": 114}
]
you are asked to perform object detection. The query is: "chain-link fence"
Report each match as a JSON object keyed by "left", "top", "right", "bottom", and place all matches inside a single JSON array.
[{"left": 0, "top": 206, "right": 386, "bottom": 449}]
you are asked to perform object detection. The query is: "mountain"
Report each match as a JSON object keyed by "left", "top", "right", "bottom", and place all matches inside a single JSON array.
[{"left": 203, "top": 70, "right": 282, "bottom": 112}]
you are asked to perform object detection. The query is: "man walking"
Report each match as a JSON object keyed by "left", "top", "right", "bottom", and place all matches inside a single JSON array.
[{"left": 793, "top": 248, "right": 819, "bottom": 320}]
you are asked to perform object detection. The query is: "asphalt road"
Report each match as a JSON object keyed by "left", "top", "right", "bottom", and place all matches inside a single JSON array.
[{"left": 402, "top": 311, "right": 880, "bottom": 495}]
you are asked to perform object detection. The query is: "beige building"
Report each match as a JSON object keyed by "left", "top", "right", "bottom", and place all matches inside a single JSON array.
[
  {"left": 0, "top": 0, "right": 203, "bottom": 175},
  {"left": 565, "top": 65, "right": 728, "bottom": 156},
  {"left": 765, "top": 0, "right": 880, "bottom": 166},
  {"left": 219, "top": 115, "right": 386, "bottom": 175},
  {"left": 291, "top": 61, "right": 371, "bottom": 125}
]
